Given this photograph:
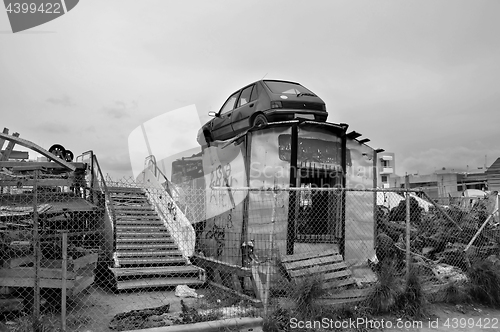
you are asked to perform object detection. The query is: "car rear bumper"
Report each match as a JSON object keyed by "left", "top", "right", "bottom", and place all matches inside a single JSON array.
[{"left": 264, "top": 109, "right": 328, "bottom": 122}]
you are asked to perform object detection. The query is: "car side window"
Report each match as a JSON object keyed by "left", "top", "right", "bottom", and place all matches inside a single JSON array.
[
  {"left": 250, "top": 83, "right": 258, "bottom": 102},
  {"left": 219, "top": 92, "right": 239, "bottom": 115},
  {"left": 237, "top": 85, "right": 254, "bottom": 108}
]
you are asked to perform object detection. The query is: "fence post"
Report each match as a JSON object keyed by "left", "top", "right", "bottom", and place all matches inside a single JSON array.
[
  {"left": 263, "top": 189, "right": 276, "bottom": 318},
  {"left": 61, "top": 231, "right": 68, "bottom": 332},
  {"left": 32, "top": 169, "right": 41, "bottom": 332},
  {"left": 405, "top": 175, "right": 411, "bottom": 282}
]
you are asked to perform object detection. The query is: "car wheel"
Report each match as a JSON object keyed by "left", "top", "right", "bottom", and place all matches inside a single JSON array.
[
  {"left": 253, "top": 114, "right": 268, "bottom": 128},
  {"left": 203, "top": 131, "right": 213, "bottom": 144}
]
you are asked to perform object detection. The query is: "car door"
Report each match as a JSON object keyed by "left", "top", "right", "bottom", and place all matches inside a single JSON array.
[
  {"left": 231, "top": 84, "right": 258, "bottom": 134},
  {"left": 211, "top": 91, "right": 239, "bottom": 140}
]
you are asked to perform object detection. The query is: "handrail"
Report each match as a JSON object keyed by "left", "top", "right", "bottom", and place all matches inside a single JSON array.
[
  {"left": 144, "top": 155, "right": 180, "bottom": 197},
  {"left": 91, "top": 154, "right": 118, "bottom": 253},
  {"left": 143, "top": 155, "right": 196, "bottom": 220}
]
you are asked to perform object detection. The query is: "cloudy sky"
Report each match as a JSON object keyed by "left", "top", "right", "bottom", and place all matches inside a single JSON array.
[{"left": 1, "top": 0, "right": 499, "bottom": 179}]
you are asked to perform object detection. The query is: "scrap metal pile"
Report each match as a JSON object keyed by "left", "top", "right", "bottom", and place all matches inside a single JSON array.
[{"left": 376, "top": 193, "right": 500, "bottom": 282}]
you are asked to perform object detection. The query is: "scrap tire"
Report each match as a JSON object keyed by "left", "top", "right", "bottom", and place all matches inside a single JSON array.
[
  {"left": 48, "top": 144, "right": 66, "bottom": 161},
  {"left": 64, "top": 150, "right": 74, "bottom": 162},
  {"left": 253, "top": 114, "right": 268, "bottom": 128}
]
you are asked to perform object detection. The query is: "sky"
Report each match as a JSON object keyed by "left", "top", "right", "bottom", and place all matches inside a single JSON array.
[{"left": 1, "top": 0, "right": 499, "bottom": 180}]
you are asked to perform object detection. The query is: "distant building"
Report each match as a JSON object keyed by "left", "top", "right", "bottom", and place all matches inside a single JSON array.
[
  {"left": 394, "top": 171, "right": 487, "bottom": 199},
  {"left": 486, "top": 157, "right": 500, "bottom": 192},
  {"left": 376, "top": 152, "right": 396, "bottom": 188}
]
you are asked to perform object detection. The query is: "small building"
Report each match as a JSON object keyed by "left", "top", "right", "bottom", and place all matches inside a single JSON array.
[{"left": 376, "top": 152, "right": 396, "bottom": 188}]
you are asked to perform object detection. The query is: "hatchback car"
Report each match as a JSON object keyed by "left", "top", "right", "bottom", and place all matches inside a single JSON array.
[{"left": 197, "top": 80, "right": 327, "bottom": 145}]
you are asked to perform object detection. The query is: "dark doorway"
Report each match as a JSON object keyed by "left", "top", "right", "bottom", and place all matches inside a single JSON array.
[{"left": 295, "top": 167, "right": 342, "bottom": 243}]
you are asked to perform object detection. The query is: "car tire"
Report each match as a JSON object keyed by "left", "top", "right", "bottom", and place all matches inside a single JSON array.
[
  {"left": 253, "top": 114, "right": 268, "bottom": 128},
  {"left": 203, "top": 130, "right": 213, "bottom": 145}
]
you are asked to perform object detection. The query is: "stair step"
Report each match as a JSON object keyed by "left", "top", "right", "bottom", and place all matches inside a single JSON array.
[
  {"left": 117, "top": 237, "right": 174, "bottom": 243},
  {"left": 116, "top": 225, "right": 166, "bottom": 231},
  {"left": 111, "top": 193, "right": 147, "bottom": 199},
  {"left": 116, "top": 243, "right": 178, "bottom": 250},
  {"left": 116, "top": 221, "right": 163, "bottom": 227},
  {"left": 117, "top": 257, "right": 186, "bottom": 265},
  {"left": 108, "top": 187, "right": 144, "bottom": 193},
  {"left": 116, "top": 215, "right": 160, "bottom": 220},
  {"left": 115, "top": 277, "right": 204, "bottom": 290},
  {"left": 116, "top": 250, "right": 183, "bottom": 257},
  {"left": 115, "top": 208, "right": 156, "bottom": 216},
  {"left": 116, "top": 233, "right": 169, "bottom": 238},
  {"left": 113, "top": 202, "right": 154, "bottom": 211},
  {"left": 110, "top": 265, "right": 203, "bottom": 277}
]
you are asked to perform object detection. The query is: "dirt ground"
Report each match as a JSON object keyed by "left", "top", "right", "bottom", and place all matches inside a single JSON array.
[
  {"left": 379, "top": 303, "right": 500, "bottom": 332},
  {"left": 1, "top": 285, "right": 500, "bottom": 332},
  {"left": 0, "top": 284, "right": 206, "bottom": 332}
]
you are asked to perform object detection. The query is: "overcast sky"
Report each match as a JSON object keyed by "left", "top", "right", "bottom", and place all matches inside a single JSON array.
[{"left": 1, "top": 0, "right": 499, "bottom": 179}]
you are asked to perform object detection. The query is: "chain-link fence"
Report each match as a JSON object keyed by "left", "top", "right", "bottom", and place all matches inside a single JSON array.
[
  {"left": 2, "top": 168, "right": 500, "bottom": 331},
  {"left": 0, "top": 167, "right": 107, "bottom": 332}
]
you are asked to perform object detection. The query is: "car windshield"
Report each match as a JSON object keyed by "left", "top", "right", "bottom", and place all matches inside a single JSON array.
[{"left": 264, "top": 81, "right": 315, "bottom": 95}]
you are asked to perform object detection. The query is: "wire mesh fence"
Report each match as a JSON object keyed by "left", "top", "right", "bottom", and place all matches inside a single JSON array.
[{"left": 1, "top": 171, "right": 500, "bottom": 331}]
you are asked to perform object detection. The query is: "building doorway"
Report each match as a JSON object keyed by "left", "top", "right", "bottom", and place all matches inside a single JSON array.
[{"left": 295, "top": 167, "right": 342, "bottom": 243}]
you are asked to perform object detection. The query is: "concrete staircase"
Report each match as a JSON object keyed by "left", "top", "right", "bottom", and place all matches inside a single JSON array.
[{"left": 107, "top": 186, "right": 205, "bottom": 290}]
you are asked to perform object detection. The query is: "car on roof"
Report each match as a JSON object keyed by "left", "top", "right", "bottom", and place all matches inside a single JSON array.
[{"left": 197, "top": 80, "right": 327, "bottom": 145}]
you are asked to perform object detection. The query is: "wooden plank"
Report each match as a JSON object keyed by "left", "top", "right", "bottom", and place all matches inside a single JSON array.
[
  {"left": 3, "top": 255, "right": 34, "bottom": 268},
  {"left": 231, "top": 274, "right": 243, "bottom": 293},
  {"left": 294, "top": 269, "right": 352, "bottom": 283},
  {"left": 322, "top": 277, "right": 356, "bottom": 290},
  {"left": 0, "top": 150, "right": 29, "bottom": 160},
  {"left": 0, "top": 161, "right": 85, "bottom": 169},
  {"left": 70, "top": 275, "right": 94, "bottom": 296},
  {"left": 0, "top": 267, "right": 76, "bottom": 280},
  {"left": 251, "top": 264, "right": 264, "bottom": 301},
  {"left": 72, "top": 253, "right": 98, "bottom": 272},
  {"left": 207, "top": 281, "right": 262, "bottom": 307},
  {"left": 0, "top": 128, "right": 9, "bottom": 152},
  {"left": 0, "top": 133, "right": 75, "bottom": 171},
  {"left": 11, "top": 165, "right": 48, "bottom": 172},
  {"left": 281, "top": 248, "right": 339, "bottom": 263},
  {"left": 192, "top": 255, "right": 252, "bottom": 277},
  {"left": 0, "top": 179, "right": 73, "bottom": 187},
  {"left": 213, "top": 270, "right": 223, "bottom": 284},
  {"left": 282, "top": 254, "right": 344, "bottom": 270},
  {"left": 0, "top": 133, "right": 19, "bottom": 161},
  {"left": 0, "top": 276, "right": 75, "bottom": 288},
  {"left": 288, "top": 261, "right": 349, "bottom": 278}
]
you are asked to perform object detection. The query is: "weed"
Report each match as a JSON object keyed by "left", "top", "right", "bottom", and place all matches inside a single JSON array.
[
  {"left": 290, "top": 273, "right": 325, "bottom": 318},
  {"left": 441, "top": 282, "right": 471, "bottom": 304},
  {"left": 466, "top": 259, "right": 500, "bottom": 308},
  {"left": 7, "top": 315, "right": 61, "bottom": 332},
  {"left": 263, "top": 305, "right": 291, "bottom": 332},
  {"left": 366, "top": 261, "right": 402, "bottom": 314},
  {"left": 396, "top": 264, "right": 429, "bottom": 318}
]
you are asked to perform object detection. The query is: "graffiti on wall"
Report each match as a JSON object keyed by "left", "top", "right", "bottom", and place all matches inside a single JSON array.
[{"left": 203, "top": 209, "right": 234, "bottom": 259}]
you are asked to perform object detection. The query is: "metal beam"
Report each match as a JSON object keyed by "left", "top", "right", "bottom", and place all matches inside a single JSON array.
[{"left": 0, "top": 133, "right": 76, "bottom": 171}]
